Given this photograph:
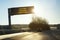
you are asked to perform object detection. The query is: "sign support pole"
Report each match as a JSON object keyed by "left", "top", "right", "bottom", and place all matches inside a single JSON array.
[{"left": 8, "top": 10, "right": 11, "bottom": 29}]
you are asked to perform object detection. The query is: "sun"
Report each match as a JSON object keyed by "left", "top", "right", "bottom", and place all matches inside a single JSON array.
[
  {"left": 11, "top": 5, "right": 46, "bottom": 24},
  {"left": 33, "top": 5, "right": 45, "bottom": 18}
]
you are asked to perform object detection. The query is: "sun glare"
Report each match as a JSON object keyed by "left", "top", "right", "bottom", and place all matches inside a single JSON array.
[
  {"left": 11, "top": 5, "right": 46, "bottom": 24},
  {"left": 33, "top": 5, "right": 45, "bottom": 18}
]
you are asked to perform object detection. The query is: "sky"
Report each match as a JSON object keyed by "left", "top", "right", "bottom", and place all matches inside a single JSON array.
[{"left": 0, "top": 0, "right": 60, "bottom": 25}]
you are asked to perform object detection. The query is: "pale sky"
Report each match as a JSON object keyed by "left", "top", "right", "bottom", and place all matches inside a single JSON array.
[{"left": 0, "top": 0, "right": 60, "bottom": 25}]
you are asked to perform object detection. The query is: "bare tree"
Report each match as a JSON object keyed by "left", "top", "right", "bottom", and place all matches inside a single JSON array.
[{"left": 29, "top": 16, "right": 50, "bottom": 31}]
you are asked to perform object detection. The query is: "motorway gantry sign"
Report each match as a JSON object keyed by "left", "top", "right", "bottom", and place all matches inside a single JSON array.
[{"left": 8, "top": 6, "right": 34, "bottom": 15}]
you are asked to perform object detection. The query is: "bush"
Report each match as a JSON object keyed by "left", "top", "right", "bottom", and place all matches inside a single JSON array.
[{"left": 29, "top": 16, "right": 50, "bottom": 31}]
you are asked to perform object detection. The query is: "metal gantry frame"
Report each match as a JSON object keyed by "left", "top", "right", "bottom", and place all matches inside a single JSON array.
[{"left": 8, "top": 6, "right": 34, "bottom": 29}]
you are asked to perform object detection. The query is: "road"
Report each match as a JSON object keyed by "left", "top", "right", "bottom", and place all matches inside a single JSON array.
[
  {"left": 0, "top": 32, "right": 30, "bottom": 39},
  {"left": 0, "top": 30, "right": 60, "bottom": 40}
]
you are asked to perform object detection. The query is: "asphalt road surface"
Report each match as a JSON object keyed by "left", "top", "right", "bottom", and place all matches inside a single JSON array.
[{"left": 0, "top": 30, "right": 60, "bottom": 40}]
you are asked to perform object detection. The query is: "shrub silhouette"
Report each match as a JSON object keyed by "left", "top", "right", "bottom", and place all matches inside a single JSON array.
[{"left": 29, "top": 16, "right": 50, "bottom": 31}]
